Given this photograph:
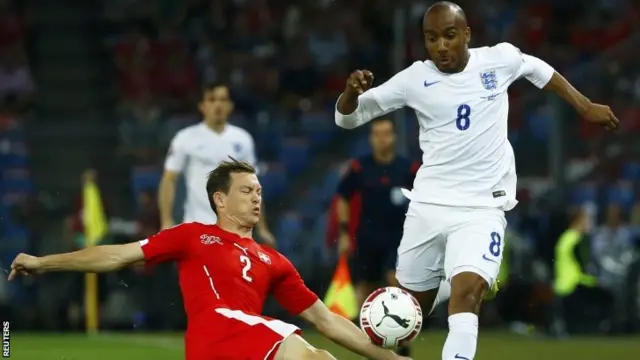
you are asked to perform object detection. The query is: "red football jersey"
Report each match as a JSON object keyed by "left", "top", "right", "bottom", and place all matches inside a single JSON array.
[{"left": 139, "top": 223, "right": 318, "bottom": 326}]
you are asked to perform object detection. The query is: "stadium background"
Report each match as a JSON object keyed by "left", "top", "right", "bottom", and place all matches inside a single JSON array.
[{"left": 0, "top": 0, "right": 639, "bottom": 358}]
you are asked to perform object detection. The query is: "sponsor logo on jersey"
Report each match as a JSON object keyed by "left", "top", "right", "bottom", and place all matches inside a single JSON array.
[
  {"left": 492, "top": 190, "right": 506, "bottom": 198},
  {"left": 200, "top": 234, "right": 222, "bottom": 245},
  {"left": 234, "top": 243, "right": 249, "bottom": 255}
]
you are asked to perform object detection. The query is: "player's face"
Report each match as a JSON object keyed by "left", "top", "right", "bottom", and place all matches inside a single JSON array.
[
  {"left": 370, "top": 121, "right": 396, "bottom": 153},
  {"left": 423, "top": 13, "right": 470, "bottom": 73},
  {"left": 199, "top": 87, "right": 234, "bottom": 123},
  {"left": 217, "top": 172, "right": 262, "bottom": 226}
]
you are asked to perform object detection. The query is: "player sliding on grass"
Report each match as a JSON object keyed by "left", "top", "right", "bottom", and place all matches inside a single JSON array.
[
  {"left": 9, "top": 160, "right": 410, "bottom": 360},
  {"left": 335, "top": 2, "right": 618, "bottom": 360}
]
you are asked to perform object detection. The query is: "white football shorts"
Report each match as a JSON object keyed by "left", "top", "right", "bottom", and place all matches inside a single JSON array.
[{"left": 395, "top": 201, "right": 507, "bottom": 292}]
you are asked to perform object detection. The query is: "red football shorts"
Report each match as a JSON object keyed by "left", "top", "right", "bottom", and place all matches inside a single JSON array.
[{"left": 186, "top": 308, "right": 300, "bottom": 360}]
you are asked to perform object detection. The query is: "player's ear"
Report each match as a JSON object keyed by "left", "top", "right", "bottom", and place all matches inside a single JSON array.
[
  {"left": 213, "top": 191, "right": 225, "bottom": 212},
  {"left": 465, "top": 27, "right": 471, "bottom": 45}
]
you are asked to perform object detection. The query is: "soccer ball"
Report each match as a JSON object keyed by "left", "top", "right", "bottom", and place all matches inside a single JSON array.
[{"left": 359, "top": 286, "right": 422, "bottom": 348}]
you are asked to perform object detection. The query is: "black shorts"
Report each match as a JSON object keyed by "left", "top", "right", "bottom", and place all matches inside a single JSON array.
[{"left": 350, "top": 242, "right": 398, "bottom": 284}]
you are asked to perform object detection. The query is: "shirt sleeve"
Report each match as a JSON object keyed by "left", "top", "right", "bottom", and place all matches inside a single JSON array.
[
  {"left": 271, "top": 253, "right": 319, "bottom": 315},
  {"left": 139, "top": 224, "right": 190, "bottom": 265},
  {"left": 164, "top": 131, "right": 188, "bottom": 172},
  {"left": 336, "top": 159, "right": 361, "bottom": 199},
  {"left": 497, "top": 42, "right": 555, "bottom": 89},
  {"left": 335, "top": 67, "right": 409, "bottom": 129}
]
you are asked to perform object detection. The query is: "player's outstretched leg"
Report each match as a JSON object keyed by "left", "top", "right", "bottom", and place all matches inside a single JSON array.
[
  {"left": 442, "top": 271, "right": 487, "bottom": 360},
  {"left": 274, "top": 334, "right": 336, "bottom": 360}
]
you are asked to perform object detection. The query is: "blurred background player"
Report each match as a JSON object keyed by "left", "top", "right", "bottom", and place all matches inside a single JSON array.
[
  {"left": 335, "top": 2, "right": 618, "bottom": 360},
  {"left": 8, "top": 160, "right": 410, "bottom": 360},
  {"left": 552, "top": 207, "right": 614, "bottom": 336},
  {"left": 158, "top": 83, "right": 276, "bottom": 246},
  {"left": 335, "top": 117, "right": 418, "bottom": 356}
]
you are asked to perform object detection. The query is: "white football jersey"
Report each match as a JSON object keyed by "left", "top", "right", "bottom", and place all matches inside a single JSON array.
[
  {"left": 335, "top": 42, "right": 555, "bottom": 210},
  {"left": 165, "top": 122, "right": 257, "bottom": 223}
]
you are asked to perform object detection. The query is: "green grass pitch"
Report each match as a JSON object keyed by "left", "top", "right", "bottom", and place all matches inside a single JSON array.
[{"left": 6, "top": 331, "right": 639, "bottom": 359}]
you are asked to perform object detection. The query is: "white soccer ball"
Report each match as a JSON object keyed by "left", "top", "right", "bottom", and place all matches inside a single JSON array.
[{"left": 359, "top": 286, "right": 422, "bottom": 348}]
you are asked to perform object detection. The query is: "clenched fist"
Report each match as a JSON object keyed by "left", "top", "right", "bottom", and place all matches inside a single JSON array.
[
  {"left": 581, "top": 103, "right": 619, "bottom": 131},
  {"left": 8, "top": 253, "right": 42, "bottom": 281},
  {"left": 345, "top": 70, "right": 374, "bottom": 96}
]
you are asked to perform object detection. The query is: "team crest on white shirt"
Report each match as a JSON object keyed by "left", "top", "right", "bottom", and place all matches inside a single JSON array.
[
  {"left": 480, "top": 70, "right": 498, "bottom": 90},
  {"left": 233, "top": 143, "right": 242, "bottom": 154},
  {"left": 258, "top": 251, "right": 271, "bottom": 265}
]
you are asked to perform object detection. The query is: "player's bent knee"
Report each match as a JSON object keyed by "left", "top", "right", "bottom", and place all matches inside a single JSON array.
[
  {"left": 274, "top": 334, "right": 336, "bottom": 360},
  {"left": 450, "top": 265, "right": 494, "bottom": 288},
  {"left": 449, "top": 269, "right": 491, "bottom": 314},
  {"left": 291, "top": 347, "right": 336, "bottom": 360},
  {"left": 311, "top": 349, "right": 337, "bottom": 360}
]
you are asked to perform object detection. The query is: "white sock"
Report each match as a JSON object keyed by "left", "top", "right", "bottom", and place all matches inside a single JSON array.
[
  {"left": 429, "top": 280, "right": 452, "bottom": 315},
  {"left": 442, "top": 313, "right": 478, "bottom": 360}
]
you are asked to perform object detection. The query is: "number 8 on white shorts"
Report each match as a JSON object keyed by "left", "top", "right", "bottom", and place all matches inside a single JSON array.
[{"left": 395, "top": 202, "right": 507, "bottom": 293}]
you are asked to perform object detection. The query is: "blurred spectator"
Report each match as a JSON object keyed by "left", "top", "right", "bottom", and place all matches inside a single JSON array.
[
  {"left": 113, "top": 28, "right": 159, "bottom": 102},
  {"left": 630, "top": 200, "right": 640, "bottom": 226},
  {"left": 0, "top": 44, "right": 34, "bottom": 111},
  {"left": 592, "top": 204, "right": 635, "bottom": 288},
  {"left": 0, "top": 0, "right": 26, "bottom": 51},
  {"left": 118, "top": 92, "right": 166, "bottom": 166},
  {"left": 279, "top": 45, "right": 318, "bottom": 100},
  {"left": 554, "top": 208, "right": 613, "bottom": 335},
  {"left": 135, "top": 189, "right": 160, "bottom": 239},
  {"left": 307, "top": 13, "right": 348, "bottom": 69},
  {"left": 591, "top": 203, "right": 637, "bottom": 332}
]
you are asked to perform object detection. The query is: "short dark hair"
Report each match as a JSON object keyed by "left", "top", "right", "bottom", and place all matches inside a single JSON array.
[
  {"left": 206, "top": 158, "right": 257, "bottom": 214},
  {"left": 201, "top": 82, "right": 230, "bottom": 98},
  {"left": 370, "top": 117, "right": 395, "bottom": 132}
]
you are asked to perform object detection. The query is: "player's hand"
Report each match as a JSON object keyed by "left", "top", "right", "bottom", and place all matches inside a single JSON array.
[
  {"left": 8, "top": 253, "right": 43, "bottom": 281},
  {"left": 345, "top": 70, "right": 374, "bottom": 96},
  {"left": 338, "top": 232, "right": 351, "bottom": 256},
  {"left": 582, "top": 103, "right": 619, "bottom": 131},
  {"left": 259, "top": 228, "right": 276, "bottom": 248}
]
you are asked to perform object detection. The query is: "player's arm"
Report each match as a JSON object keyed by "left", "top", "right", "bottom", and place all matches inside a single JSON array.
[
  {"left": 501, "top": 42, "right": 618, "bottom": 130},
  {"left": 9, "top": 242, "right": 146, "bottom": 280},
  {"left": 272, "top": 256, "right": 397, "bottom": 360},
  {"left": 158, "top": 171, "right": 179, "bottom": 227},
  {"left": 158, "top": 133, "right": 188, "bottom": 229},
  {"left": 336, "top": 69, "right": 408, "bottom": 129},
  {"left": 33, "top": 242, "right": 144, "bottom": 273},
  {"left": 9, "top": 225, "right": 189, "bottom": 280},
  {"left": 300, "top": 300, "right": 398, "bottom": 360},
  {"left": 543, "top": 72, "right": 618, "bottom": 129}
]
